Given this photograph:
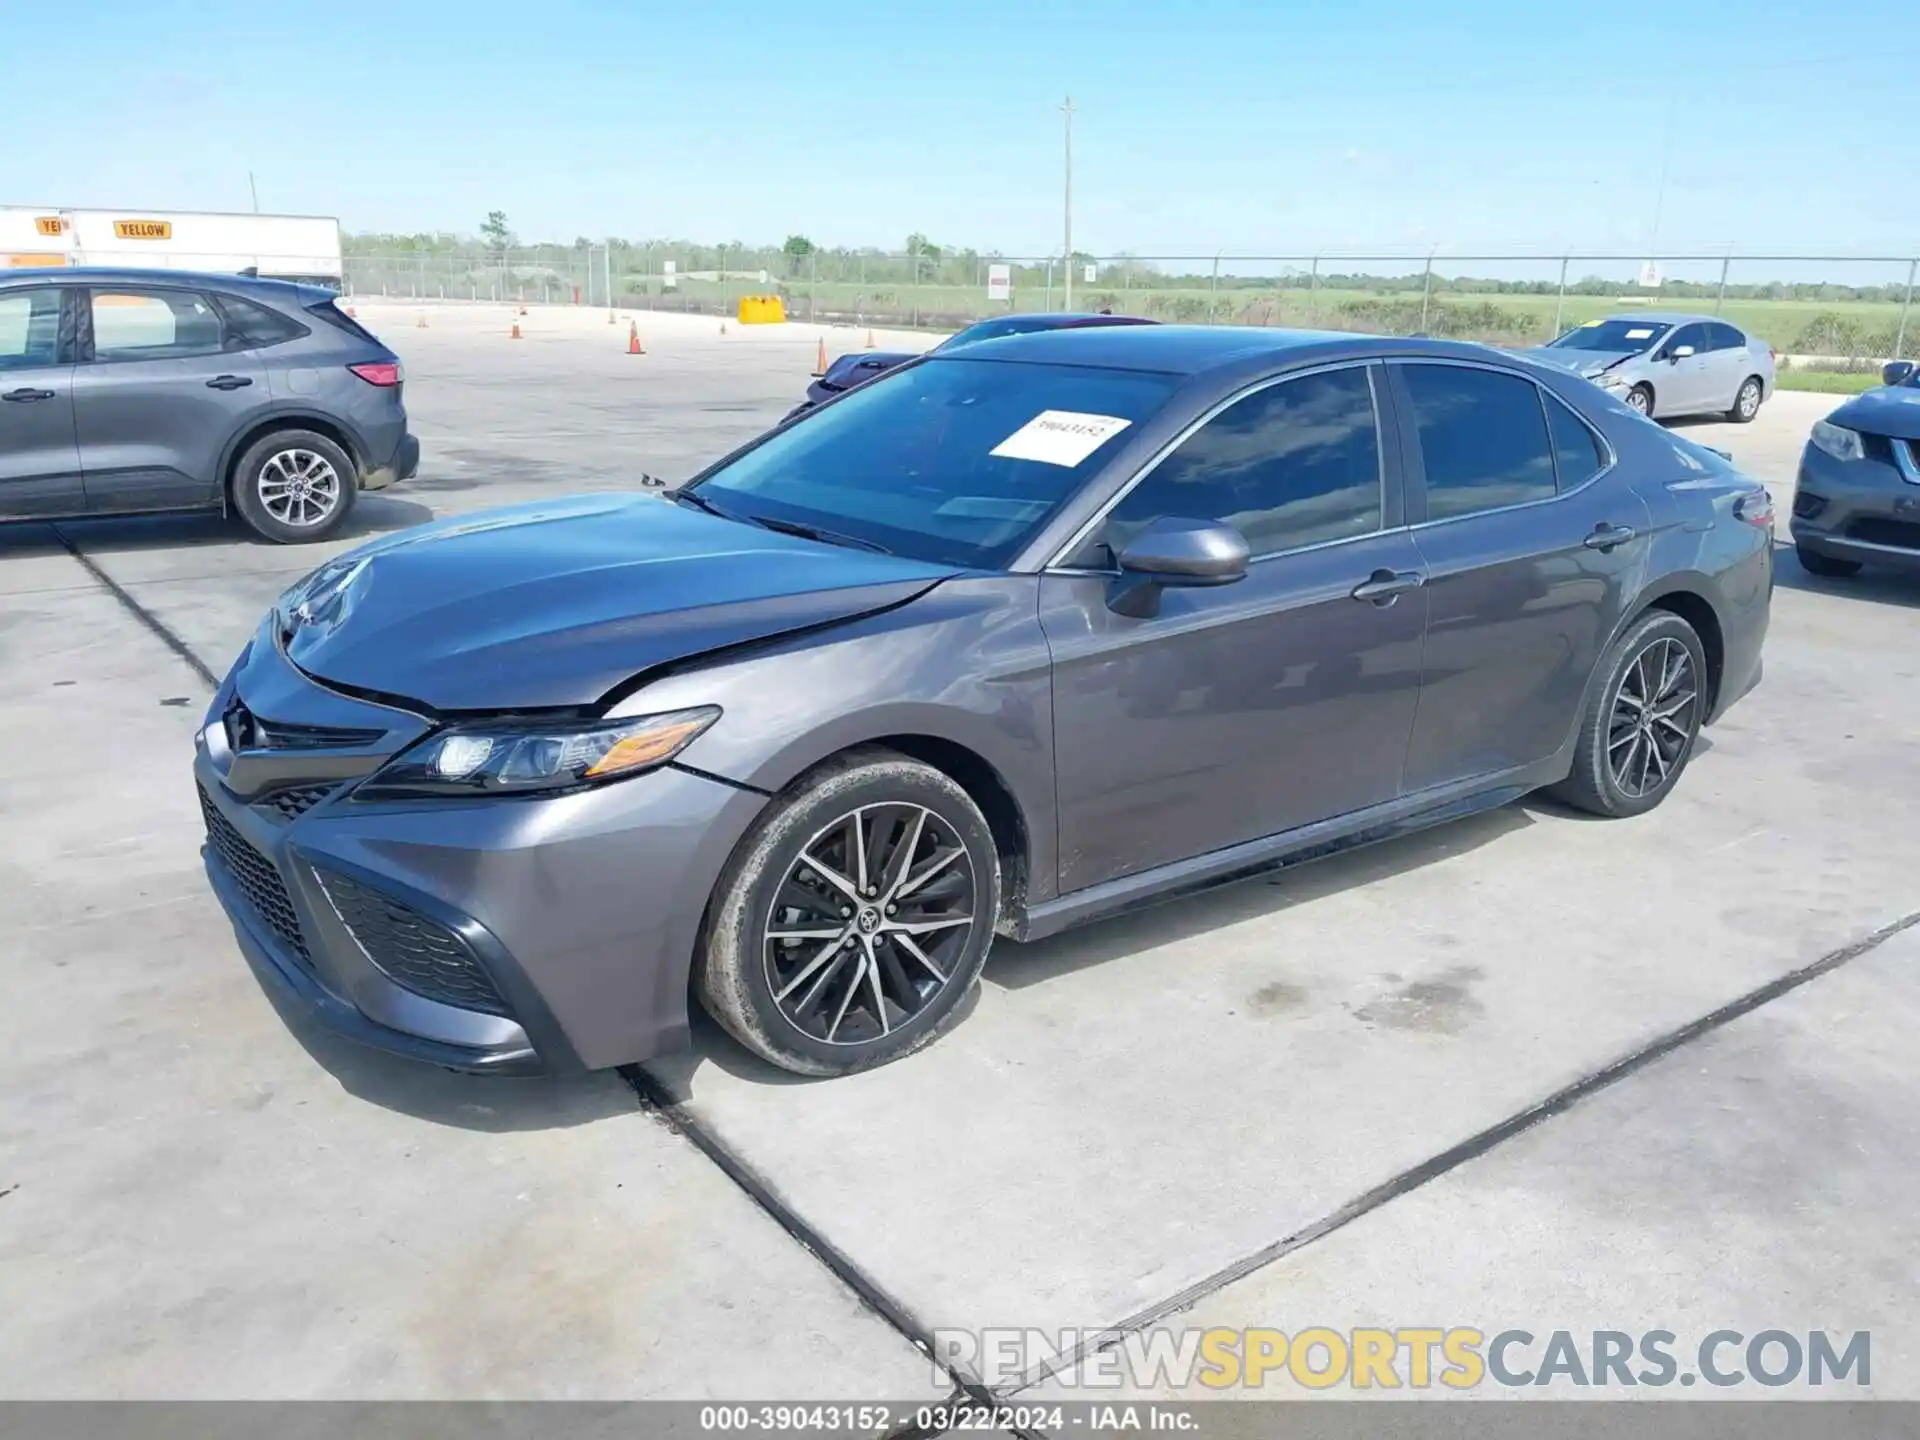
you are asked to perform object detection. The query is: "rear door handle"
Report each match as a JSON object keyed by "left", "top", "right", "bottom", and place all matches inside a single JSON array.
[
  {"left": 2, "top": 387, "right": 55, "bottom": 402},
  {"left": 206, "top": 375, "right": 253, "bottom": 390},
  {"left": 1584, "top": 523, "right": 1637, "bottom": 552},
  {"left": 1350, "top": 568, "right": 1426, "bottom": 604}
]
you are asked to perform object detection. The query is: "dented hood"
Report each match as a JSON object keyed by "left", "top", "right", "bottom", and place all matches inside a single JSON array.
[{"left": 279, "top": 493, "right": 956, "bottom": 711}]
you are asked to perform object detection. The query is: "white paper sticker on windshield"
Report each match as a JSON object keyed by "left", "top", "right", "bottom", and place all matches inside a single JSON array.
[
  {"left": 990, "top": 410, "right": 1133, "bottom": 467},
  {"left": 1624, "top": 327, "right": 1655, "bottom": 340}
]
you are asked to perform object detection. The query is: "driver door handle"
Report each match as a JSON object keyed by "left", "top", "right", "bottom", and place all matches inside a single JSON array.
[
  {"left": 206, "top": 375, "right": 253, "bottom": 390},
  {"left": 1584, "top": 523, "right": 1637, "bottom": 552},
  {"left": 3, "top": 387, "right": 55, "bottom": 402},
  {"left": 1350, "top": 568, "right": 1425, "bottom": 604}
]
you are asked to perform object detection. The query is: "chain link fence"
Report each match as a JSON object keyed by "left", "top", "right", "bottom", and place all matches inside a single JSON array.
[{"left": 341, "top": 245, "right": 1920, "bottom": 363}]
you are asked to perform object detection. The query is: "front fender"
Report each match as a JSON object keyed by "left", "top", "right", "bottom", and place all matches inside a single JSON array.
[{"left": 629, "top": 576, "right": 1063, "bottom": 904}]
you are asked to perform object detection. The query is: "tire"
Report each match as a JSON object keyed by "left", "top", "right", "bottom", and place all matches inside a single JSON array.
[
  {"left": 230, "top": 429, "right": 358, "bottom": 543},
  {"left": 697, "top": 748, "right": 1001, "bottom": 1077},
  {"left": 1796, "top": 543, "right": 1861, "bottom": 578},
  {"left": 1726, "top": 375, "right": 1764, "bottom": 423},
  {"left": 1625, "top": 384, "right": 1655, "bottom": 418},
  {"left": 1549, "top": 611, "right": 1709, "bottom": 819}
]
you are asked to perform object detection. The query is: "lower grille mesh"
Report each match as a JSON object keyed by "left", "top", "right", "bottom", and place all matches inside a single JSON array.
[
  {"left": 256, "top": 784, "right": 336, "bottom": 822},
  {"left": 199, "top": 786, "right": 310, "bottom": 962},
  {"left": 316, "top": 869, "right": 512, "bottom": 1017}
]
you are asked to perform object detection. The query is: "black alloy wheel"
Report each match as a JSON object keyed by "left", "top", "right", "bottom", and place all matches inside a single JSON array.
[{"left": 764, "top": 803, "right": 977, "bottom": 1047}]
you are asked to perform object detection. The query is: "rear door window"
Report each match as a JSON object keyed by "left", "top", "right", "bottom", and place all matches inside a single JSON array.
[
  {"left": 1706, "top": 322, "right": 1746, "bottom": 352},
  {"left": 1399, "top": 363, "right": 1557, "bottom": 521},
  {"left": 89, "top": 289, "right": 225, "bottom": 361},
  {"left": 1544, "top": 389, "right": 1606, "bottom": 489}
]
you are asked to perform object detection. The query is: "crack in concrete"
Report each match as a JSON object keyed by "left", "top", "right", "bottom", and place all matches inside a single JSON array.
[
  {"left": 1004, "top": 905, "right": 1920, "bottom": 1394},
  {"left": 49, "top": 526, "right": 219, "bottom": 689}
]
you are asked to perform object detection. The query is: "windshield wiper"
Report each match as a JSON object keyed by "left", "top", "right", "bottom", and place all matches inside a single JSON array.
[
  {"left": 673, "top": 489, "right": 739, "bottom": 521},
  {"left": 750, "top": 515, "right": 893, "bottom": 555}
]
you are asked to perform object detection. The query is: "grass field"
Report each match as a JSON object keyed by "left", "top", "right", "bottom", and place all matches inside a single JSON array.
[
  {"left": 1774, "top": 369, "right": 1887, "bottom": 395},
  {"left": 622, "top": 277, "right": 1913, "bottom": 359}
]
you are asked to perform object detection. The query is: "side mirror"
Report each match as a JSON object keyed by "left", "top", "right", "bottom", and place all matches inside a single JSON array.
[
  {"left": 1669, "top": 345, "right": 1695, "bottom": 361},
  {"left": 1107, "top": 516, "right": 1250, "bottom": 618},
  {"left": 1883, "top": 360, "right": 1916, "bottom": 388}
]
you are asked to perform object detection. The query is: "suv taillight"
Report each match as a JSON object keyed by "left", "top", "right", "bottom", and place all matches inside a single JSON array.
[{"left": 348, "top": 361, "right": 401, "bottom": 387}]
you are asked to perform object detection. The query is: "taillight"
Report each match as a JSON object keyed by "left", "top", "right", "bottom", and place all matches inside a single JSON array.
[
  {"left": 348, "top": 361, "right": 401, "bottom": 386},
  {"left": 1734, "top": 488, "right": 1775, "bottom": 531}
]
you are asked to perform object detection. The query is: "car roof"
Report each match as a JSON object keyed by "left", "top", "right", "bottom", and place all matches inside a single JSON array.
[
  {"left": 1596, "top": 311, "right": 1727, "bottom": 326},
  {"left": 934, "top": 323, "right": 1523, "bottom": 377},
  {"left": 0, "top": 265, "right": 307, "bottom": 299}
]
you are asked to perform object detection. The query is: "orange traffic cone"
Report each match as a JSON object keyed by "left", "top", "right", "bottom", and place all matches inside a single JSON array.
[
  {"left": 627, "top": 321, "right": 644, "bottom": 355},
  {"left": 346, "top": 305, "right": 357, "bottom": 318},
  {"left": 864, "top": 329, "right": 876, "bottom": 349},
  {"left": 510, "top": 320, "right": 522, "bottom": 340},
  {"left": 607, "top": 310, "right": 616, "bottom": 324},
  {"left": 811, "top": 338, "right": 828, "bottom": 377}
]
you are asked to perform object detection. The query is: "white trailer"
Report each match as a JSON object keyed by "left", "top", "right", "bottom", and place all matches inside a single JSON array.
[{"left": 0, "top": 208, "right": 342, "bottom": 287}]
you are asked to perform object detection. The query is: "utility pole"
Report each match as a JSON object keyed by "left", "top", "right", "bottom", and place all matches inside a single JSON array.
[
  {"left": 248, "top": 172, "right": 260, "bottom": 213},
  {"left": 1061, "top": 95, "right": 1075, "bottom": 313}
]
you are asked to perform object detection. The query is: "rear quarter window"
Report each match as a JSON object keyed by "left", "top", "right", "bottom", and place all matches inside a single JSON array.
[{"left": 215, "top": 295, "right": 308, "bottom": 349}]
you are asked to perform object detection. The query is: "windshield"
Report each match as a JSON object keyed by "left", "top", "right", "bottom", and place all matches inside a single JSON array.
[
  {"left": 685, "top": 357, "right": 1177, "bottom": 568},
  {"left": 1548, "top": 319, "right": 1673, "bottom": 354}
]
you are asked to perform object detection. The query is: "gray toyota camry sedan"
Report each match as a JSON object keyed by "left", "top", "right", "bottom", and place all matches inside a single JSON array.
[{"left": 196, "top": 326, "right": 1773, "bottom": 1078}]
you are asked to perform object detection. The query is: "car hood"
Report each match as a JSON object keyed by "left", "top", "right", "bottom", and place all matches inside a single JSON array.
[
  {"left": 280, "top": 493, "right": 958, "bottom": 711},
  {"left": 1829, "top": 383, "right": 1920, "bottom": 441},
  {"left": 1522, "top": 347, "right": 1640, "bottom": 378}
]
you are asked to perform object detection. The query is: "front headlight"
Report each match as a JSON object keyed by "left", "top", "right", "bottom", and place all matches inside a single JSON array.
[
  {"left": 356, "top": 707, "right": 720, "bottom": 800},
  {"left": 1809, "top": 419, "right": 1865, "bottom": 463},
  {"left": 1595, "top": 370, "right": 1632, "bottom": 390}
]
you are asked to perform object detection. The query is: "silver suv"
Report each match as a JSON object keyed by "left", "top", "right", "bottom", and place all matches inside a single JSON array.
[
  {"left": 1527, "top": 312, "right": 1777, "bottom": 423},
  {"left": 0, "top": 267, "right": 417, "bottom": 543}
]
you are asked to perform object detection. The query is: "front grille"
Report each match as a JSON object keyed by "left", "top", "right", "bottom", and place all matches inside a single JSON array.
[
  {"left": 1792, "top": 491, "right": 1827, "bottom": 520},
  {"left": 315, "top": 869, "right": 512, "bottom": 1017},
  {"left": 224, "top": 701, "right": 382, "bottom": 754},
  {"left": 199, "top": 786, "right": 310, "bottom": 963},
  {"left": 1846, "top": 516, "right": 1920, "bottom": 551},
  {"left": 254, "top": 784, "right": 336, "bottom": 822}
]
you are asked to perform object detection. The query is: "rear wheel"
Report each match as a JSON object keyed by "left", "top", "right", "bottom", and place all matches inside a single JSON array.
[
  {"left": 231, "top": 429, "right": 357, "bottom": 543},
  {"left": 1796, "top": 543, "right": 1861, "bottom": 578},
  {"left": 1549, "top": 611, "right": 1708, "bottom": 818},
  {"left": 1727, "top": 375, "right": 1763, "bottom": 423},
  {"left": 697, "top": 749, "right": 1000, "bottom": 1076}
]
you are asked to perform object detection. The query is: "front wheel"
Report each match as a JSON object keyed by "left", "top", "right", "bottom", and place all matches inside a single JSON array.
[
  {"left": 1727, "top": 376, "right": 1763, "bottom": 423},
  {"left": 1549, "top": 611, "right": 1708, "bottom": 818},
  {"left": 697, "top": 749, "right": 1000, "bottom": 1076},
  {"left": 1625, "top": 384, "right": 1655, "bottom": 417},
  {"left": 231, "top": 429, "right": 357, "bottom": 543}
]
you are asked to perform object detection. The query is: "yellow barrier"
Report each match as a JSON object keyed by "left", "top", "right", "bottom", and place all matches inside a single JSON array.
[{"left": 736, "top": 294, "right": 786, "bottom": 325}]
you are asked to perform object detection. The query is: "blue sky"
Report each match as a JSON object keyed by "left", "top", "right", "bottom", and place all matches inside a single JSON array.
[{"left": 6, "top": 0, "right": 1914, "bottom": 263}]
